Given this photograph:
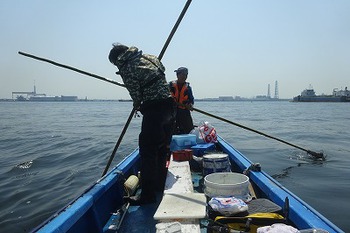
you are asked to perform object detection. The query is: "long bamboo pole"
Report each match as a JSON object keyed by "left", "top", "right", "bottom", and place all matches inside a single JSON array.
[
  {"left": 18, "top": 0, "right": 324, "bottom": 161},
  {"left": 18, "top": 51, "right": 125, "bottom": 87},
  {"left": 18, "top": 49, "right": 325, "bottom": 160},
  {"left": 158, "top": 0, "right": 192, "bottom": 60},
  {"left": 101, "top": 107, "right": 136, "bottom": 177},
  {"left": 191, "top": 106, "right": 325, "bottom": 160}
]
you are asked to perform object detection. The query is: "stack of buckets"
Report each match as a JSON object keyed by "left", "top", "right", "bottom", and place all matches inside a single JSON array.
[
  {"left": 169, "top": 134, "right": 250, "bottom": 201},
  {"left": 169, "top": 134, "right": 231, "bottom": 175}
]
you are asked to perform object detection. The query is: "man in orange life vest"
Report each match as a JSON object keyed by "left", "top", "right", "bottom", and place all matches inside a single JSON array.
[{"left": 169, "top": 67, "right": 194, "bottom": 134}]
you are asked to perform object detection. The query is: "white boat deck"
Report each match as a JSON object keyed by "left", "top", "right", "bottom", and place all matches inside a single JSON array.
[{"left": 154, "top": 156, "right": 206, "bottom": 233}]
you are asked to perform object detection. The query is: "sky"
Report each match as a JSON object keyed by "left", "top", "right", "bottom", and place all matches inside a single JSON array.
[{"left": 1, "top": 0, "right": 349, "bottom": 100}]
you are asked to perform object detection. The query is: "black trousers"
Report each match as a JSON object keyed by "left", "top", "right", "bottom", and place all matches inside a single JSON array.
[
  {"left": 174, "top": 108, "right": 194, "bottom": 134},
  {"left": 139, "top": 98, "right": 176, "bottom": 200}
]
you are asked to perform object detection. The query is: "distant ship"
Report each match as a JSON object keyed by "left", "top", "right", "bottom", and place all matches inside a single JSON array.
[
  {"left": 293, "top": 86, "right": 350, "bottom": 102},
  {"left": 27, "top": 95, "right": 78, "bottom": 101},
  {"left": 12, "top": 85, "right": 78, "bottom": 102}
]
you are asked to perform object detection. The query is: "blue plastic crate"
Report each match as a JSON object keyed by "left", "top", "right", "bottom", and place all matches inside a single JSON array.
[
  {"left": 170, "top": 134, "right": 197, "bottom": 152},
  {"left": 191, "top": 143, "right": 215, "bottom": 156}
]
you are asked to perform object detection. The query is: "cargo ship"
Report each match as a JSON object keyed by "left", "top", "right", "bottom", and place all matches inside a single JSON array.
[
  {"left": 293, "top": 87, "right": 350, "bottom": 102},
  {"left": 12, "top": 85, "right": 78, "bottom": 101}
]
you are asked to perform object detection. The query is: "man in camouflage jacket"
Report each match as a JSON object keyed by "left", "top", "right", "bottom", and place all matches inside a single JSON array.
[{"left": 109, "top": 43, "right": 176, "bottom": 205}]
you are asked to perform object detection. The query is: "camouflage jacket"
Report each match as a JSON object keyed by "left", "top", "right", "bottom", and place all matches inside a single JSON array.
[{"left": 114, "top": 46, "right": 171, "bottom": 105}]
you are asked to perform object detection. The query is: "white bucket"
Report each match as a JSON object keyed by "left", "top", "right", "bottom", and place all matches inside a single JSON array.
[
  {"left": 204, "top": 172, "right": 250, "bottom": 201},
  {"left": 203, "top": 153, "right": 231, "bottom": 176}
]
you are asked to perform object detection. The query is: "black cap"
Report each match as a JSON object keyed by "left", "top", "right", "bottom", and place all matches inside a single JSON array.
[{"left": 174, "top": 67, "right": 188, "bottom": 75}]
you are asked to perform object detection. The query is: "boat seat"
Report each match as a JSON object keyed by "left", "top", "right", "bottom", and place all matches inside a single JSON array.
[
  {"left": 154, "top": 155, "right": 206, "bottom": 233},
  {"left": 164, "top": 158, "right": 194, "bottom": 193},
  {"left": 154, "top": 193, "right": 206, "bottom": 220}
]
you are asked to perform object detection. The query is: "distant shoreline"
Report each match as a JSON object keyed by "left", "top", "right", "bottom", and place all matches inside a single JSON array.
[{"left": 0, "top": 98, "right": 292, "bottom": 102}]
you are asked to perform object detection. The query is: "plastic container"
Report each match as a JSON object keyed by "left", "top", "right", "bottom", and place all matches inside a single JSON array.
[
  {"left": 173, "top": 149, "right": 193, "bottom": 161},
  {"left": 202, "top": 153, "right": 231, "bottom": 176},
  {"left": 123, "top": 175, "right": 139, "bottom": 196},
  {"left": 170, "top": 134, "right": 197, "bottom": 151},
  {"left": 191, "top": 143, "right": 215, "bottom": 156},
  {"left": 204, "top": 172, "right": 250, "bottom": 201}
]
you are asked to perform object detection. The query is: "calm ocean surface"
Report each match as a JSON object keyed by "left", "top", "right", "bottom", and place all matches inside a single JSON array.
[{"left": 0, "top": 101, "right": 349, "bottom": 232}]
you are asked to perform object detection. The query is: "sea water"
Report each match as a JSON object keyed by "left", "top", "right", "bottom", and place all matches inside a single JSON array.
[{"left": 0, "top": 101, "right": 349, "bottom": 232}]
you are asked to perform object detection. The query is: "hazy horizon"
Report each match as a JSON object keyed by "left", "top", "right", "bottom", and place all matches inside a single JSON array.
[{"left": 1, "top": 1, "right": 349, "bottom": 100}]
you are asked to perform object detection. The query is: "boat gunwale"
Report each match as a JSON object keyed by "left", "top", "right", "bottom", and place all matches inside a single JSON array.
[
  {"left": 217, "top": 135, "right": 344, "bottom": 233},
  {"left": 32, "top": 149, "right": 140, "bottom": 233}
]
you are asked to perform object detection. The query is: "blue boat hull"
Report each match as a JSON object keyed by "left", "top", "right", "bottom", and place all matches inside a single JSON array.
[{"left": 32, "top": 136, "right": 344, "bottom": 233}]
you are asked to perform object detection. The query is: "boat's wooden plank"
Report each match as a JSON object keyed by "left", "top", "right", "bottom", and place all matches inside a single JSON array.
[
  {"left": 164, "top": 159, "right": 193, "bottom": 193},
  {"left": 154, "top": 193, "right": 206, "bottom": 220},
  {"left": 248, "top": 181, "right": 257, "bottom": 199},
  {"left": 154, "top": 157, "right": 205, "bottom": 232}
]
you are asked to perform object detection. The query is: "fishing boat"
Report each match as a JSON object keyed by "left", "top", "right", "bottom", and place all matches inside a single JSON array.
[
  {"left": 31, "top": 134, "right": 344, "bottom": 233},
  {"left": 17, "top": 0, "right": 343, "bottom": 231}
]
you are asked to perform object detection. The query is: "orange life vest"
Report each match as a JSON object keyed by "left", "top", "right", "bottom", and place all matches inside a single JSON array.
[{"left": 170, "top": 81, "right": 190, "bottom": 109}]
